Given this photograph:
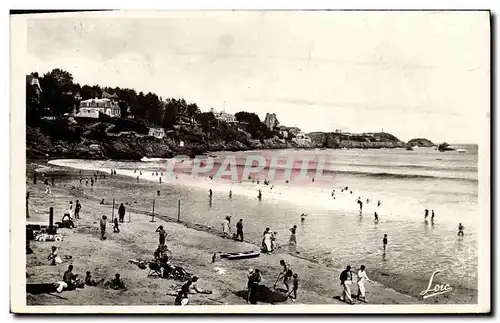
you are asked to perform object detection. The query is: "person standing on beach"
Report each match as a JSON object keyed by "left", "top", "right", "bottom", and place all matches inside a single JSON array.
[
  {"left": 246, "top": 268, "right": 254, "bottom": 303},
  {"left": 424, "top": 209, "right": 429, "bottom": 219},
  {"left": 113, "top": 218, "right": 120, "bottom": 233},
  {"left": 458, "top": 223, "right": 465, "bottom": 236},
  {"left": 156, "top": 225, "right": 167, "bottom": 246},
  {"left": 258, "top": 189, "right": 262, "bottom": 200},
  {"left": 209, "top": 189, "right": 213, "bottom": 199},
  {"left": 236, "top": 219, "right": 244, "bottom": 242},
  {"left": 221, "top": 216, "right": 231, "bottom": 238},
  {"left": 100, "top": 216, "right": 107, "bottom": 240},
  {"left": 74, "top": 200, "right": 81, "bottom": 219},
  {"left": 339, "top": 265, "right": 354, "bottom": 304},
  {"left": 79, "top": 176, "right": 82, "bottom": 185},
  {"left": 249, "top": 269, "right": 261, "bottom": 304},
  {"left": 90, "top": 177, "right": 94, "bottom": 187},
  {"left": 356, "top": 265, "right": 372, "bottom": 303},
  {"left": 431, "top": 210, "right": 435, "bottom": 221},
  {"left": 229, "top": 190, "right": 232, "bottom": 199},
  {"left": 262, "top": 228, "right": 272, "bottom": 253},
  {"left": 136, "top": 176, "right": 139, "bottom": 183},
  {"left": 289, "top": 225, "right": 298, "bottom": 252},
  {"left": 44, "top": 178, "right": 51, "bottom": 194},
  {"left": 85, "top": 178, "right": 89, "bottom": 186},
  {"left": 118, "top": 203, "right": 126, "bottom": 223},
  {"left": 383, "top": 234, "right": 388, "bottom": 250}
]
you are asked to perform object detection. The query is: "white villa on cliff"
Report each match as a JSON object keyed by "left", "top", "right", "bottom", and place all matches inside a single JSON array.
[
  {"left": 210, "top": 107, "right": 237, "bottom": 123},
  {"left": 74, "top": 97, "right": 121, "bottom": 119}
]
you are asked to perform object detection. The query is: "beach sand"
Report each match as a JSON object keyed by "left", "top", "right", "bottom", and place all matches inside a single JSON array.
[{"left": 25, "top": 163, "right": 471, "bottom": 306}]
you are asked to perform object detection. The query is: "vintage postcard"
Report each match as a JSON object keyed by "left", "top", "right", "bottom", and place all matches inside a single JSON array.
[{"left": 10, "top": 10, "right": 491, "bottom": 314}]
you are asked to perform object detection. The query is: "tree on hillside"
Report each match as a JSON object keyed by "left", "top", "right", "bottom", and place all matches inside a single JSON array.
[
  {"left": 196, "top": 112, "right": 216, "bottom": 131},
  {"left": 162, "top": 100, "right": 178, "bottom": 129},
  {"left": 145, "top": 92, "right": 164, "bottom": 126},
  {"left": 38, "top": 68, "right": 78, "bottom": 117},
  {"left": 186, "top": 103, "right": 200, "bottom": 125}
]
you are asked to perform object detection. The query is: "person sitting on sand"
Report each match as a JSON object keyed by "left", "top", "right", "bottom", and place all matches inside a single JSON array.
[
  {"left": 105, "top": 273, "right": 126, "bottom": 290},
  {"left": 85, "top": 271, "right": 104, "bottom": 287},
  {"left": 62, "top": 265, "right": 80, "bottom": 291},
  {"left": 156, "top": 225, "right": 167, "bottom": 246},
  {"left": 175, "top": 290, "right": 190, "bottom": 305},
  {"left": 47, "top": 246, "right": 63, "bottom": 265},
  {"left": 61, "top": 213, "right": 75, "bottom": 229},
  {"left": 113, "top": 218, "right": 120, "bottom": 233},
  {"left": 180, "top": 276, "right": 211, "bottom": 295}
]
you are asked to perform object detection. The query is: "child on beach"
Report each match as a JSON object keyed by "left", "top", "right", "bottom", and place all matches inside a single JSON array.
[
  {"left": 113, "top": 218, "right": 120, "bottom": 233},
  {"left": 287, "top": 273, "right": 299, "bottom": 300},
  {"left": 47, "top": 246, "right": 62, "bottom": 265},
  {"left": 100, "top": 216, "right": 107, "bottom": 240},
  {"left": 156, "top": 225, "right": 167, "bottom": 246}
]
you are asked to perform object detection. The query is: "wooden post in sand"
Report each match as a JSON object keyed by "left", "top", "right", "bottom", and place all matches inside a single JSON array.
[
  {"left": 150, "top": 199, "right": 156, "bottom": 222},
  {"left": 111, "top": 198, "right": 115, "bottom": 221},
  {"left": 128, "top": 207, "right": 131, "bottom": 223},
  {"left": 177, "top": 199, "right": 181, "bottom": 223}
]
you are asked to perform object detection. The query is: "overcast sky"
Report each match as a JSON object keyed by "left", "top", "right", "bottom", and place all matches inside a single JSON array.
[{"left": 26, "top": 11, "right": 489, "bottom": 143}]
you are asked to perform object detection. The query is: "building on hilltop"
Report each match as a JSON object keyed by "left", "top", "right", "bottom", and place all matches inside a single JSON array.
[
  {"left": 264, "top": 113, "right": 279, "bottom": 130},
  {"left": 148, "top": 127, "right": 166, "bottom": 139},
  {"left": 292, "top": 132, "right": 312, "bottom": 146},
  {"left": 210, "top": 107, "right": 237, "bottom": 123},
  {"left": 74, "top": 97, "right": 121, "bottom": 119}
]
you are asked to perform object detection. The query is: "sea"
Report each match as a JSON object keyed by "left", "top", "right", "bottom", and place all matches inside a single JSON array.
[{"left": 50, "top": 144, "right": 479, "bottom": 294}]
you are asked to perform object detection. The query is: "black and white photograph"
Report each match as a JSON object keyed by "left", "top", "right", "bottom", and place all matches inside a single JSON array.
[{"left": 10, "top": 9, "right": 490, "bottom": 314}]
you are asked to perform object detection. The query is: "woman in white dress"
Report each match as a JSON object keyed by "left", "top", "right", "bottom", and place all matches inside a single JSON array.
[
  {"left": 263, "top": 230, "right": 273, "bottom": 254},
  {"left": 357, "top": 265, "right": 372, "bottom": 302}
]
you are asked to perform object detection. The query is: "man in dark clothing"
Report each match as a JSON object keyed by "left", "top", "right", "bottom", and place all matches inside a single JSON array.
[
  {"left": 100, "top": 216, "right": 107, "bottom": 240},
  {"left": 340, "top": 265, "right": 354, "bottom": 304},
  {"left": 118, "top": 203, "right": 126, "bottom": 223},
  {"left": 249, "top": 269, "right": 261, "bottom": 304},
  {"left": 74, "top": 200, "right": 82, "bottom": 219},
  {"left": 236, "top": 219, "right": 244, "bottom": 242}
]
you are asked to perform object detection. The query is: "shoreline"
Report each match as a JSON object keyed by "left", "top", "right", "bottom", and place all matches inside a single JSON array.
[{"left": 25, "top": 161, "right": 477, "bottom": 305}]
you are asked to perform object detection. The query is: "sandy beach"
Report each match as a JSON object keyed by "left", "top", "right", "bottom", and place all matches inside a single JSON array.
[
  {"left": 25, "top": 161, "right": 478, "bottom": 306},
  {"left": 25, "top": 162, "right": 425, "bottom": 307}
]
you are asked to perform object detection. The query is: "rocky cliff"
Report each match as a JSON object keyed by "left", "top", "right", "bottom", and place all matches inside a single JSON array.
[
  {"left": 307, "top": 131, "right": 405, "bottom": 149},
  {"left": 406, "top": 138, "right": 435, "bottom": 148},
  {"left": 27, "top": 119, "right": 408, "bottom": 160}
]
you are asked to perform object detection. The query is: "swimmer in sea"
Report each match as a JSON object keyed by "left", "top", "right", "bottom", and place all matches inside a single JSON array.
[
  {"left": 209, "top": 189, "right": 213, "bottom": 199},
  {"left": 424, "top": 209, "right": 429, "bottom": 219},
  {"left": 383, "top": 234, "right": 388, "bottom": 250},
  {"left": 331, "top": 190, "right": 335, "bottom": 197},
  {"left": 378, "top": 200, "right": 381, "bottom": 207},
  {"left": 431, "top": 210, "right": 435, "bottom": 221}
]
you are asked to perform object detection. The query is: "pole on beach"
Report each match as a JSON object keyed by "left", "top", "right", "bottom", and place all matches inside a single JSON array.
[
  {"left": 177, "top": 199, "right": 181, "bottom": 223},
  {"left": 111, "top": 198, "right": 115, "bottom": 222},
  {"left": 150, "top": 199, "right": 156, "bottom": 222},
  {"left": 128, "top": 206, "right": 131, "bottom": 223}
]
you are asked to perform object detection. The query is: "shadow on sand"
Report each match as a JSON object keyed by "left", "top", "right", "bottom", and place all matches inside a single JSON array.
[{"left": 233, "top": 285, "right": 288, "bottom": 304}]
